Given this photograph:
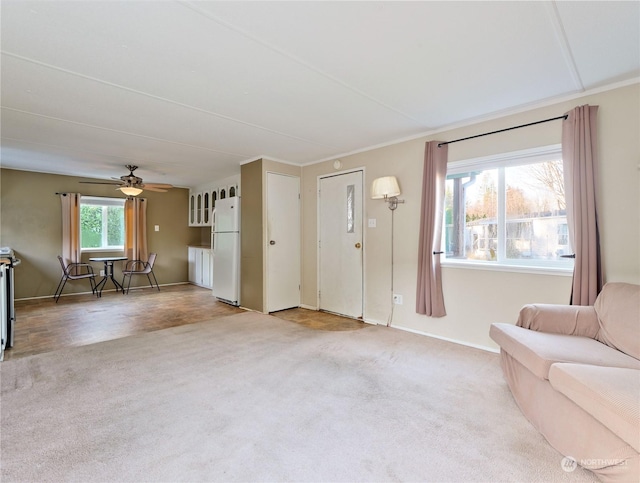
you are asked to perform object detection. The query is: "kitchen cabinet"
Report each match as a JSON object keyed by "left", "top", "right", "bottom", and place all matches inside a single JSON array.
[
  {"left": 189, "top": 193, "right": 196, "bottom": 225},
  {"left": 188, "top": 247, "right": 212, "bottom": 288},
  {"left": 188, "top": 192, "right": 207, "bottom": 227},
  {"left": 188, "top": 181, "right": 239, "bottom": 227}
]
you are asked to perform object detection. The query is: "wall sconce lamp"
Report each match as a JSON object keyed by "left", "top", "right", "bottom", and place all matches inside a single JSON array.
[
  {"left": 371, "top": 175, "right": 405, "bottom": 327},
  {"left": 371, "top": 176, "right": 404, "bottom": 210}
]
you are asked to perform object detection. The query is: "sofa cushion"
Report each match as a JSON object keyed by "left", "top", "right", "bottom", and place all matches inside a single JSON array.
[
  {"left": 516, "top": 303, "right": 599, "bottom": 337},
  {"left": 595, "top": 282, "right": 640, "bottom": 360},
  {"left": 490, "top": 323, "right": 640, "bottom": 380},
  {"left": 549, "top": 363, "right": 640, "bottom": 452}
]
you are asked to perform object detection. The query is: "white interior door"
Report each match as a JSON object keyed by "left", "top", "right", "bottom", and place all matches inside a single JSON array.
[
  {"left": 319, "top": 171, "right": 363, "bottom": 318},
  {"left": 267, "top": 173, "right": 300, "bottom": 312}
]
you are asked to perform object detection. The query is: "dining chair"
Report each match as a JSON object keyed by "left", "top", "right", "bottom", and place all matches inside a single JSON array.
[
  {"left": 54, "top": 255, "right": 98, "bottom": 302},
  {"left": 121, "top": 253, "right": 160, "bottom": 294}
]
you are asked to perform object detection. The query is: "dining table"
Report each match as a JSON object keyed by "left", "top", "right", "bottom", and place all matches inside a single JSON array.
[{"left": 89, "top": 256, "right": 128, "bottom": 296}]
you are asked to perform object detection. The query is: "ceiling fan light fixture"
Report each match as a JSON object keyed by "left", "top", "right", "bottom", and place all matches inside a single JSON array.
[
  {"left": 79, "top": 165, "right": 172, "bottom": 194},
  {"left": 119, "top": 186, "right": 143, "bottom": 196}
]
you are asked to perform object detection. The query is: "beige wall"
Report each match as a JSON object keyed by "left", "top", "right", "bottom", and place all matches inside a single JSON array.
[
  {"left": 0, "top": 169, "right": 201, "bottom": 299},
  {"left": 240, "top": 160, "right": 264, "bottom": 311},
  {"left": 301, "top": 83, "right": 640, "bottom": 350}
]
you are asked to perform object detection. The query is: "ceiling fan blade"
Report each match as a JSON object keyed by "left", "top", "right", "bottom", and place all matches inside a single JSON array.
[
  {"left": 79, "top": 166, "right": 172, "bottom": 193},
  {"left": 142, "top": 186, "right": 169, "bottom": 192},
  {"left": 143, "top": 183, "right": 173, "bottom": 189}
]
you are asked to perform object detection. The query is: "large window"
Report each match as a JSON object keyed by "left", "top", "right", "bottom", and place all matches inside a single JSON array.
[
  {"left": 80, "top": 197, "right": 125, "bottom": 250},
  {"left": 443, "top": 145, "right": 573, "bottom": 271}
]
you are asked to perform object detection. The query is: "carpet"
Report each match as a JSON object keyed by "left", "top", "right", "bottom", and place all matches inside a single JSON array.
[{"left": 1, "top": 311, "right": 596, "bottom": 482}]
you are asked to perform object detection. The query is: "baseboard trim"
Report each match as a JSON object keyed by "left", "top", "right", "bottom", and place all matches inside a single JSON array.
[
  {"left": 299, "top": 304, "right": 318, "bottom": 311},
  {"left": 188, "top": 282, "right": 212, "bottom": 289},
  {"left": 16, "top": 282, "right": 190, "bottom": 301},
  {"left": 363, "top": 317, "right": 384, "bottom": 326},
  {"left": 387, "top": 324, "right": 500, "bottom": 354}
]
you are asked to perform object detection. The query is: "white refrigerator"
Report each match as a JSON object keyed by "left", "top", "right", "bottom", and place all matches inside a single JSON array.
[{"left": 212, "top": 196, "right": 240, "bottom": 306}]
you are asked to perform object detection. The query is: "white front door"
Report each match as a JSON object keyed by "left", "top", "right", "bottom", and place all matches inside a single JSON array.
[
  {"left": 266, "top": 173, "right": 301, "bottom": 312},
  {"left": 319, "top": 170, "right": 363, "bottom": 318}
]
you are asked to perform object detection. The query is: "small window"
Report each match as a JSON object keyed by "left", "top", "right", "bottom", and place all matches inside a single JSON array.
[
  {"left": 80, "top": 197, "right": 125, "bottom": 250},
  {"left": 443, "top": 145, "right": 573, "bottom": 271}
]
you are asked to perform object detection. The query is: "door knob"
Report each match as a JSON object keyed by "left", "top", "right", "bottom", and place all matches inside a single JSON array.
[
  {"left": 270, "top": 240, "right": 276, "bottom": 245},
  {"left": 355, "top": 243, "right": 361, "bottom": 249}
]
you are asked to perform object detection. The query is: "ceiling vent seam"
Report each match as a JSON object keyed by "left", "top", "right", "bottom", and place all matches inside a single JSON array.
[
  {"left": 544, "top": 1, "right": 584, "bottom": 92},
  {"left": 0, "top": 50, "right": 334, "bottom": 149},
  {"left": 178, "top": 0, "right": 428, "bottom": 127},
  {"left": 0, "top": 106, "right": 248, "bottom": 158}
]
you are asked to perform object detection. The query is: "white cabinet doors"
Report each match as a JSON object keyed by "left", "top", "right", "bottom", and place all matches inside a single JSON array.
[
  {"left": 189, "top": 192, "right": 206, "bottom": 227},
  {"left": 188, "top": 246, "right": 197, "bottom": 282},
  {"left": 201, "top": 249, "right": 211, "bottom": 289},
  {"left": 189, "top": 183, "right": 239, "bottom": 226},
  {"left": 188, "top": 247, "right": 212, "bottom": 288}
]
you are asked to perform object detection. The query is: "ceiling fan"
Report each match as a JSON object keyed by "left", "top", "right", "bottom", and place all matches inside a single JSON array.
[{"left": 80, "top": 165, "right": 173, "bottom": 196}]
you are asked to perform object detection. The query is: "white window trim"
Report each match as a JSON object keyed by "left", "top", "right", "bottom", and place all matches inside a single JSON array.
[
  {"left": 441, "top": 259, "right": 574, "bottom": 276},
  {"left": 443, "top": 144, "right": 574, "bottom": 275},
  {"left": 80, "top": 196, "right": 126, "bottom": 252},
  {"left": 447, "top": 144, "right": 563, "bottom": 174},
  {"left": 81, "top": 247, "right": 125, "bottom": 253},
  {"left": 81, "top": 196, "right": 126, "bottom": 207}
]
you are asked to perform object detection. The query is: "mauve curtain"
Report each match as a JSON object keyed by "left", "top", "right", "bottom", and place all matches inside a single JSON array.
[
  {"left": 124, "top": 198, "right": 148, "bottom": 262},
  {"left": 416, "top": 141, "right": 448, "bottom": 317},
  {"left": 60, "top": 193, "right": 82, "bottom": 274},
  {"left": 562, "top": 104, "right": 603, "bottom": 305}
]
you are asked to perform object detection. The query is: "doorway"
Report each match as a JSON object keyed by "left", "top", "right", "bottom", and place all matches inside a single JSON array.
[{"left": 318, "top": 170, "right": 364, "bottom": 319}]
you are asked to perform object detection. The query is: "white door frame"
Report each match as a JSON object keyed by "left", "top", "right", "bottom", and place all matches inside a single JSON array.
[{"left": 316, "top": 167, "right": 366, "bottom": 319}]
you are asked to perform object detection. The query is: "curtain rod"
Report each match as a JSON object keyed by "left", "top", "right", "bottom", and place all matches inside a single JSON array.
[{"left": 437, "top": 114, "right": 568, "bottom": 148}]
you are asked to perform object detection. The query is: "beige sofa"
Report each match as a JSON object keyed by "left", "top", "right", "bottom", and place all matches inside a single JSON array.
[{"left": 490, "top": 282, "right": 639, "bottom": 482}]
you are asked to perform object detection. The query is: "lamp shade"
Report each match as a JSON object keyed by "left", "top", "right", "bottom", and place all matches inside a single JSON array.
[
  {"left": 119, "top": 186, "right": 143, "bottom": 196},
  {"left": 371, "top": 176, "right": 401, "bottom": 199}
]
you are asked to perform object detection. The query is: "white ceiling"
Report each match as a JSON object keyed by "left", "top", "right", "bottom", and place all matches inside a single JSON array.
[{"left": 1, "top": 1, "right": 638, "bottom": 188}]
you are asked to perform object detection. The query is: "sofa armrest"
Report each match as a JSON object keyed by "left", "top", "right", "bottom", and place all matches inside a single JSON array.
[{"left": 516, "top": 304, "right": 599, "bottom": 338}]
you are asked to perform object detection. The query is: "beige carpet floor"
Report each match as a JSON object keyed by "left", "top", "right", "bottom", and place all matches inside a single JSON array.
[{"left": 1, "top": 311, "right": 597, "bottom": 482}]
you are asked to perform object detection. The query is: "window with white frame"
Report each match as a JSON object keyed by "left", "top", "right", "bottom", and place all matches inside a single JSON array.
[
  {"left": 80, "top": 197, "right": 125, "bottom": 250},
  {"left": 442, "top": 145, "right": 573, "bottom": 271}
]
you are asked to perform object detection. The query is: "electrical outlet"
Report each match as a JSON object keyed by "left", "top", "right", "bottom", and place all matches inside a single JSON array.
[
  {"left": 100, "top": 270, "right": 105, "bottom": 276},
  {"left": 393, "top": 294, "right": 403, "bottom": 305}
]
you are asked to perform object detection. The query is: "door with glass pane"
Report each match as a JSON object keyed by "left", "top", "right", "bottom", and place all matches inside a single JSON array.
[{"left": 318, "top": 170, "right": 363, "bottom": 318}]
